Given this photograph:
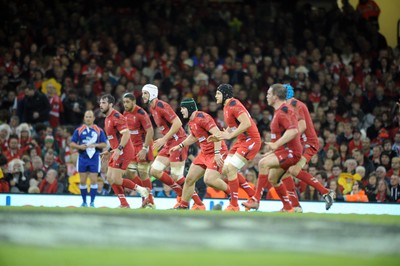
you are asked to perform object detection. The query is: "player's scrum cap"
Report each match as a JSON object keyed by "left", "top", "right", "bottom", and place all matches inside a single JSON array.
[
  {"left": 283, "top": 83, "right": 294, "bottom": 100},
  {"left": 142, "top": 84, "right": 158, "bottom": 102},
  {"left": 217, "top": 83, "right": 233, "bottom": 102},
  {"left": 180, "top": 98, "right": 198, "bottom": 117}
]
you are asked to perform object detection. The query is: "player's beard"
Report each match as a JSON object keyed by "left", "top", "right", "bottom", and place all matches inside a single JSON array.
[
  {"left": 101, "top": 106, "right": 109, "bottom": 115},
  {"left": 125, "top": 105, "right": 133, "bottom": 112}
]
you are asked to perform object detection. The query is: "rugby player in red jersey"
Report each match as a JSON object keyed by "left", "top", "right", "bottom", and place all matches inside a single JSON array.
[
  {"left": 170, "top": 98, "right": 230, "bottom": 210},
  {"left": 142, "top": 84, "right": 203, "bottom": 207},
  {"left": 208, "top": 84, "right": 261, "bottom": 211},
  {"left": 122, "top": 93, "right": 155, "bottom": 208},
  {"left": 99, "top": 94, "right": 149, "bottom": 208},
  {"left": 253, "top": 83, "right": 302, "bottom": 212},
  {"left": 243, "top": 84, "right": 335, "bottom": 211}
]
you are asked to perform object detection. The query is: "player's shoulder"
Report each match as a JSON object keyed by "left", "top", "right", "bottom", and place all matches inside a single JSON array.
[
  {"left": 291, "top": 98, "right": 306, "bottom": 108},
  {"left": 156, "top": 99, "right": 168, "bottom": 109},
  {"left": 280, "top": 104, "right": 289, "bottom": 113},
  {"left": 113, "top": 110, "right": 122, "bottom": 118},
  {"left": 228, "top": 99, "right": 239, "bottom": 107},
  {"left": 195, "top": 111, "right": 206, "bottom": 119},
  {"left": 137, "top": 107, "right": 146, "bottom": 115}
]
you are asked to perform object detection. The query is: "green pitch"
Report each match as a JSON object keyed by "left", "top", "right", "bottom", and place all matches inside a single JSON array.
[
  {"left": 0, "top": 246, "right": 397, "bottom": 266},
  {"left": 0, "top": 207, "right": 399, "bottom": 266}
]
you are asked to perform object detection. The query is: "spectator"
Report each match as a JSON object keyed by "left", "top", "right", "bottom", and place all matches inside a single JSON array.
[
  {"left": 392, "top": 131, "right": 400, "bottom": 157},
  {"left": 388, "top": 175, "right": 400, "bottom": 202},
  {"left": 5, "top": 158, "right": 29, "bottom": 193},
  {"left": 0, "top": 167, "right": 10, "bottom": 193},
  {"left": 42, "top": 149, "right": 59, "bottom": 172},
  {"left": 369, "top": 145, "right": 383, "bottom": 168},
  {"left": 62, "top": 89, "right": 86, "bottom": 127},
  {"left": 352, "top": 148, "right": 375, "bottom": 178},
  {"left": 0, "top": 123, "right": 12, "bottom": 152},
  {"left": 365, "top": 173, "right": 378, "bottom": 201},
  {"left": 348, "top": 128, "right": 363, "bottom": 153},
  {"left": 20, "top": 85, "right": 51, "bottom": 124},
  {"left": 379, "top": 151, "right": 392, "bottom": 171},
  {"left": 328, "top": 179, "right": 344, "bottom": 201},
  {"left": 375, "top": 165, "right": 389, "bottom": 183},
  {"left": 4, "top": 135, "right": 23, "bottom": 162},
  {"left": 39, "top": 169, "right": 64, "bottom": 194},
  {"left": 96, "top": 177, "right": 110, "bottom": 196},
  {"left": 343, "top": 181, "right": 368, "bottom": 202},
  {"left": 387, "top": 157, "right": 400, "bottom": 177},
  {"left": 375, "top": 179, "right": 390, "bottom": 202}
]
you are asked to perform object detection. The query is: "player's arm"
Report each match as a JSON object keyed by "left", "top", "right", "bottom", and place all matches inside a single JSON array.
[
  {"left": 117, "top": 129, "right": 130, "bottom": 150},
  {"left": 227, "top": 112, "right": 251, "bottom": 139},
  {"left": 162, "top": 116, "right": 182, "bottom": 141},
  {"left": 180, "top": 134, "right": 198, "bottom": 147},
  {"left": 170, "top": 134, "right": 197, "bottom": 153},
  {"left": 298, "top": 119, "right": 306, "bottom": 135},
  {"left": 143, "top": 126, "right": 154, "bottom": 150},
  {"left": 208, "top": 126, "right": 223, "bottom": 151},
  {"left": 272, "top": 128, "right": 299, "bottom": 148}
]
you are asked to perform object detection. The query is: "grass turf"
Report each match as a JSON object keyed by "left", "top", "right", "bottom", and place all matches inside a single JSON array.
[
  {"left": 1, "top": 206, "right": 399, "bottom": 266},
  {"left": 0, "top": 245, "right": 398, "bottom": 266},
  {"left": 1, "top": 206, "right": 400, "bottom": 225}
]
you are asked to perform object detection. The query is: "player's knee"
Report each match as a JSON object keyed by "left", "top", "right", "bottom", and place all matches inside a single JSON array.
[
  {"left": 150, "top": 160, "right": 167, "bottom": 177},
  {"left": 259, "top": 163, "right": 269, "bottom": 174},
  {"left": 137, "top": 163, "right": 150, "bottom": 178},
  {"left": 204, "top": 175, "right": 216, "bottom": 186},
  {"left": 170, "top": 165, "right": 184, "bottom": 178},
  {"left": 184, "top": 175, "right": 196, "bottom": 186},
  {"left": 268, "top": 175, "right": 278, "bottom": 186},
  {"left": 127, "top": 162, "right": 138, "bottom": 173},
  {"left": 107, "top": 176, "right": 115, "bottom": 185}
]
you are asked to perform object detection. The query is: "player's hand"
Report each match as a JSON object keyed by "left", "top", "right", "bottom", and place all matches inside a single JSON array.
[
  {"left": 112, "top": 149, "right": 121, "bottom": 161},
  {"left": 100, "top": 150, "right": 112, "bottom": 161},
  {"left": 153, "top": 138, "right": 166, "bottom": 151},
  {"left": 265, "top": 142, "right": 278, "bottom": 152},
  {"left": 220, "top": 129, "right": 232, "bottom": 140},
  {"left": 87, "top": 144, "right": 97, "bottom": 148},
  {"left": 207, "top": 135, "right": 220, "bottom": 142},
  {"left": 137, "top": 149, "right": 147, "bottom": 161},
  {"left": 169, "top": 145, "right": 180, "bottom": 154},
  {"left": 214, "top": 153, "right": 224, "bottom": 167}
]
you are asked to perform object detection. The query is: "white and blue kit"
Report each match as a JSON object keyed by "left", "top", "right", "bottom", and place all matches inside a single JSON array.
[{"left": 71, "top": 125, "right": 107, "bottom": 173}]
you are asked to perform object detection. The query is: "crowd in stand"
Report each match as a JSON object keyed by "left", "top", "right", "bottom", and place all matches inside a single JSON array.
[{"left": 0, "top": 0, "right": 399, "bottom": 203}]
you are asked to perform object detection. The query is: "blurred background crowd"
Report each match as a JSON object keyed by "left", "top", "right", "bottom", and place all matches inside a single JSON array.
[{"left": 0, "top": 0, "right": 399, "bottom": 203}]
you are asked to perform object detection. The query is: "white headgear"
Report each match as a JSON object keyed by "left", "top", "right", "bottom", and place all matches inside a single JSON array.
[{"left": 142, "top": 84, "right": 158, "bottom": 102}]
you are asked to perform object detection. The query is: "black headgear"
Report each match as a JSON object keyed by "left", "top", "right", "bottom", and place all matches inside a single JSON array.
[
  {"left": 180, "top": 98, "right": 198, "bottom": 118},
  {"left": 217, "top": 84, "right": 233, "bottom": 103}
]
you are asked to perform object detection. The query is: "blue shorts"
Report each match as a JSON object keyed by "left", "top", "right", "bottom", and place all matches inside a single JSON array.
[{"left": 76, "top": 153, "right": 101, "bottom": 173}]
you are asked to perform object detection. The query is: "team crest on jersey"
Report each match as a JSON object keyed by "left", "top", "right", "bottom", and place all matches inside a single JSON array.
[{"left": 198, "top": 136, "right": 206, "bottom": 142}]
